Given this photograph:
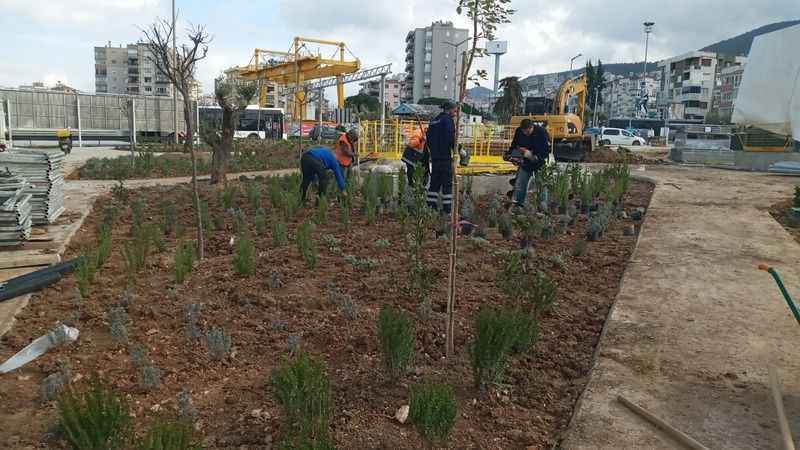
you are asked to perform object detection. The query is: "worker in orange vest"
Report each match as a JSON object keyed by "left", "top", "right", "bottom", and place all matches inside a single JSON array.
[
  {"left": 334, "top": 127, "right": 358, "bottom": 177},
  {"left": 402, "top": 123, "right": 429, "bottom": 186}
]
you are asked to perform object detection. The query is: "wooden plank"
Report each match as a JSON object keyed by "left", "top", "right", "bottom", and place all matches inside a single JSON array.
[{"left": 0, "top": 251, "right": 60, "bottom": 270}]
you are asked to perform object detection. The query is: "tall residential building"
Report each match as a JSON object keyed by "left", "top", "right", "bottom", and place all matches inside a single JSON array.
[
  {"left": 656, "top": 51, "right": 746, "bottom": 121},
  {"left": 602, "top": 73, "right": 660, "bottom": 119},
  {"left": 94, "top": 42, "right": 172, "bottom": 97},
  {"left": 404, "top": 21, "right": 469, "bottom": 103},
  {"left": 358, "top": 74, "right": 405, "bottom": 109},
  {"left": 714, "top": 63, "right": 746, "bottom": 120}
]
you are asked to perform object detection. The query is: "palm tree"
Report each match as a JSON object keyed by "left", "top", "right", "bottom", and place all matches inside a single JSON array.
[{"left": 493, "top": 76, "right": 524, "bottom": 124}]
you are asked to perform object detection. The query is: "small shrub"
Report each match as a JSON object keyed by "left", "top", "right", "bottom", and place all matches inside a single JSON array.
[
  {"left": 795, "top": 186, "right": 800, "bottom": 208},
  {"left": 378, "top": 306, "right": 415, "bottom": 380},
  {"left": 339, "top": 294, "right": 358, "bottom": 320},
  {"left": 271, "top": 352, "right": 332, "bottom": 446},
  {"left": 139, "top": 364, "right": 162, "bottom": 391},
  {"left": 340, "top": 191, "right": 352, "bottom": 230},
  {"left": 206, "top": 327, "right": 232, "bottom": 361},
  {"left": 498, "top": 213, "right": 513, "bottom": 240},
  {"left": 183, "top": 304, "right": 203, "bottom": 340},
  {"left": 123, "top": 223, "right": 153, "bottom": 276},
  {"left": 57, "top": 379, "right": 131, "bottom": 450},
  {"left": 233, "top": 234, "right": 257, "bottom": 276},
  {"left": 315, "top": 195, "right": 329, "bottom": 225},
  {"left": 321, "top": 234, "right": 341, "bottom": 254},
  {"left": 408, "top": 381, "right": 457, "bottom": 447},
  {"left": 296, "top": 222, "right": 318, "bottom": 269},
  {"left": 287, "top": 334, "right": 303, "bottom": 353},
  {"left": 471, "top": 307, "right": 518, "bottom": 391},
  {"left": 548, "top": 252, "right": 567, "bottom": 270},
  {"left": 138, "top": 417, "right": 202, "bottom": 450},
  {"left": 111, "top": 180, "right": 130, "bottom": 204},
  {"left": 269, "top": 271, "right": 284, "bottom": 289},
  {"left": 273, "top": 220, "right": 289, "bottom": 247},
  {"left": 527, "top": 270, "right": 557, "bottom": 316},
  {"left": 177, "top": 388, "right": 199, "bottom": 423},
  {"left": 254, "top": 212, "right": 267, "bottom": 234},
  {"left": 75, "top": 248, "right": 97, "bottom": 298},
  {"left": 221, "top": 185, "right": 238, "bottom": 210},
  {"left": 344, "top": 254, "right": 380, "bottom": 270},
  {"left": 374, "top": 238, "right": 391, "bottom": 249},
  {"left": 571, "top": 239, "right": 588, "bottom": 257},
  {"left": 200, "top": 201, "right": 212, "bottom": 232},
  {"left": 130, "top": 343, "right": 149, "bottom": 367},
  {"left": 40, "top": 360, "right": 72, "bottom": 403},
  {"left": 246, "top": 182, "right": 262, "bottom": 211},
  {"left": 160, "top": 200, "right": 176, "bottom": 236},
  {"left": 108, "top": 306, "right": 130, "bottom": 345},
  {"left": 95, "top": 225, "right": 113, "bottom": 268},
  {"left": 365, "top": 197, "right": 378, "bottom": 225},
  {"left": 508, "top": 307, "right": 540, "bottom": 353},
  {"left": 487, "top": 194, "right": 500, "bottom": 228},
  {"left": 174, "top": 240, "right": 196, "bottom": 284}
]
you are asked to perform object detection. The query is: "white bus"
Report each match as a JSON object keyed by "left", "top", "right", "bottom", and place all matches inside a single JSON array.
[{"left": 199, "top": 105, "right": 285, "bottom": 140}]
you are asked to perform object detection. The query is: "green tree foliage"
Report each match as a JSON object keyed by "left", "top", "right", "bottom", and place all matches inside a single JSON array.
[
  {"left": 345, "top": 93, "right": 380, "bottom": 113},
  {"left": 585, "top": 59, "right": 605, "bottom": 115},
  {"left": 493, "top": 76, "right": 523, "bottom": 123}
]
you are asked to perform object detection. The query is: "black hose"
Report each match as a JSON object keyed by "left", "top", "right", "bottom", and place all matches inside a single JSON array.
[{"left": 0, "top": 257, "right": 83, "bottom": 302}]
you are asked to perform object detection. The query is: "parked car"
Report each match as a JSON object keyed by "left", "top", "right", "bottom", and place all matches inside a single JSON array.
[
  {"left": 598, "top": 127, "right": 647, "bottom": 146},
  {"left": 584, "top": 127, "right": 601, "bottom": 136},
  {"left": 309, "top": 124, "right": 341, "bottom": 141}
]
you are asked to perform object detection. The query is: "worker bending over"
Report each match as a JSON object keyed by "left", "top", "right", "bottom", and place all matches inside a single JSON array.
[
  {"left": 401, "top": 121, "right": 429, "bottom": 186},
  {"left": 334, "top": 128, "right": 359, "bottom": 178},
  {"left": 504, "top": 118, "right": 551, "bottom": 208},
  {"left": 300, "top": 146, "right": 347, "bottom": 204},
  {"left": 425, "top": 102, "right": 457, "bottom": 213}
]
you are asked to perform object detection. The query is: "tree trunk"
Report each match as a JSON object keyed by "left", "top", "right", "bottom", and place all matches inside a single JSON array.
[
  {"left": 211, "top": 107, "right": 235, "bottom": 184},
  {"left": 182, "top": 93, "right": 205, "bottom": 260}
]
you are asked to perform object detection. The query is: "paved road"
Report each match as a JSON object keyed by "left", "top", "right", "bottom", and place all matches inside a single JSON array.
[{"left": 562, "top": 165, "right": 800, "bottom": 449}]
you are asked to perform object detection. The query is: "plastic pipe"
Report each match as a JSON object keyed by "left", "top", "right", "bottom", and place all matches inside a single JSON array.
[{"left": 758, "top": 264, "right": 800, "bottom": 326}]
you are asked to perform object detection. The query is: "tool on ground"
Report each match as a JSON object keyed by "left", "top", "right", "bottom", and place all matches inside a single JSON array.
[
  {"left": 0, "top": 258, "right": 82, "bottom": 302},
  {"left": 758, "top": 264, "right": 800, "bottom": 326},
  {"left": 769, "top": 367, "right": 797, "bottom": 450},
  {"left": 617, "top": 395, "right": 711, "bottom": 450},
  {"left": 0, "top": 323, "right": 79, "bottom": 374}
]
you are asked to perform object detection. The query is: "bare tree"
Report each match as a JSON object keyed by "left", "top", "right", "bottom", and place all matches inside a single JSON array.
[
  {"left": 142, "top": 17, "right": 210, "bottom": 259},
  {"left": 204, "top": 77, "right": 256, "bottom": 184},
  {"left": 444, "top": 0, "right": 515, "bottom": 358}
]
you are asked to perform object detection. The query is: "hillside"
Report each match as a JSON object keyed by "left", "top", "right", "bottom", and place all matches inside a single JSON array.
[
  {"left": 518, "top": 20, "right": 800, "bottom": 86},
  {"left": 466, "top": 86, "right": 494, "bottom": 98},
  {"left": 701, "top": 20, "right": 800, "bottom": 55}
]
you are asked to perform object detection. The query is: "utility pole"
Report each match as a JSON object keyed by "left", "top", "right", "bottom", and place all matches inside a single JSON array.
[
  {"left": 172, "top": 0, "right": 178, "bottom": 144},
  {"left": 641, "top": 22, "right": 655, "bottom": 118}
]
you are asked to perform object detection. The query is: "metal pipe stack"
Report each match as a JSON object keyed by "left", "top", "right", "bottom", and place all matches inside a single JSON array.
[
  {"left": 0, "top": 170, "right": 33, "bottom": 246},
  {"left": 0, "top": 149, "right": 65, "bottom": 225}
]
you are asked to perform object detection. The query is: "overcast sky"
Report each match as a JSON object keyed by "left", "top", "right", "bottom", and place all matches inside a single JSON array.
[{"left": 1, "top": 0, "right": 798, "bottom": 98}]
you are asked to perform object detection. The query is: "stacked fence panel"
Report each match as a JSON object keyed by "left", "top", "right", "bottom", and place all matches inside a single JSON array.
[
  {"left": 0, "top": 170, "right": 33, "bottom": 246},
  {"left": 0, "top": 149, "right": 65, "bottom": 224}
]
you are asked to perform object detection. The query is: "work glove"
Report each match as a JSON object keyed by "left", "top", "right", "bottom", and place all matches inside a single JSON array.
[{"left": 523, "top": 149, "right": 533, "bottom": 160}]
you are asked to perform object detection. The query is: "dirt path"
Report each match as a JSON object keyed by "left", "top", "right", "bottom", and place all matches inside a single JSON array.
[{"left": 562, "top": 166, "right": 800, "bottom": 449}]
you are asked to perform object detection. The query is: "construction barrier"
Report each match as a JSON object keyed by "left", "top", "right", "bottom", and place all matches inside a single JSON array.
[{"left": 357, "top": 120, "right": 518, "bottom": 175}]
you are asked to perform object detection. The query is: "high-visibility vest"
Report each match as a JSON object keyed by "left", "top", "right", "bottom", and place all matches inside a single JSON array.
[{"left": 335, "top": 133, "right": 354, "bottom": 167}]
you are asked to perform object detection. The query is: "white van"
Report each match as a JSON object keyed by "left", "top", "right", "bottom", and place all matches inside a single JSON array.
[{"left": 598, "top": 127, "right": 647, "bottom": 146}]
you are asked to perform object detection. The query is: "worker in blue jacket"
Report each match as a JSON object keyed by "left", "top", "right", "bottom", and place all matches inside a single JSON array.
[
  {"left": 300, "top": 146, "right": 347, "bottom": 204},
  {"left": 425, "top": 101, "right": 457, "bottom": 213}
]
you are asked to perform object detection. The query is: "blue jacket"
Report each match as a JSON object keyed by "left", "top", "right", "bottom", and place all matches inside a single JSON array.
[
  {"left": 508, "top": 125, "right": 551, "bottom": 171},
  {"left": 308, "top": 146, "right": 347, "bottom": 191},
  {"left": 426, "top": 112, "right": 455, "bottom": 161}
]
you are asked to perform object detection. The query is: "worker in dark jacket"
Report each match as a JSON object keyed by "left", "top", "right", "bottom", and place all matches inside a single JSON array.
[
  {"left": 300, "top": 146, "right": 347, "bottom": 204},
  {"left": 504, "top": 119, "right": 551, "bottom": 207},
  {"left": 425, "top": 101, "right": 457, "bottom": 213}
]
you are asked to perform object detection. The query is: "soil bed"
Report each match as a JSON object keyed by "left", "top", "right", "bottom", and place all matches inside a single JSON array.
[
  {"left": 0, "top": 176, "right": 653, "bottom": 449},
  {"left": 770, "top": 198, "right": 800, "bottom": 244}
]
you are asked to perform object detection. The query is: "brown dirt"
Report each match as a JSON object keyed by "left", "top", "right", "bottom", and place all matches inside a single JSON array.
[
  {"left": 585, "top": 146, "right": 666, "bottom": 164},
  {"left": 770, "top": 198, "right": 800, "bottom": 244},
  {"left": 0, "top": 178, "right": 653, "bottom": 450}
]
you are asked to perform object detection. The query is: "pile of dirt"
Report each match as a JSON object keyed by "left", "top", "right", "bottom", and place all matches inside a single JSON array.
[
  {"left": 770, "top": 198, "right": 800, "bottom": 244},
  {"left": 0, "top": 179, "right": 653, "bottom": 449},
  {"left": 586, "top": 146, "right": 666, "bottom": 164}
]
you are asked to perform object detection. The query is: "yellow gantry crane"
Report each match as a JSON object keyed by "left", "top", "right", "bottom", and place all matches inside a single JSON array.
[{"left": 232, "top": 37, "right": 361, "bottom": 121}]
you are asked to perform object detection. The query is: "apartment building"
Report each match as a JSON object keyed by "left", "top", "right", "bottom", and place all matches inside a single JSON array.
[
  {"left": 656, "top": 51, "right": 746, "bottom": 121},
  {"left": 602, "top": 73, "right": 660, "bottom": 119},
  {"left": 359, "top": 74, "right": 405, "bottom": 109},
  {"left": 712, "top": 62, "right": 747, "bottom": 120},
  {"left": 94, "top": 42, "right": 172, "bottom": 97},
  {"left": 404, "top": 21, "right": 469, "bottom": 103}
]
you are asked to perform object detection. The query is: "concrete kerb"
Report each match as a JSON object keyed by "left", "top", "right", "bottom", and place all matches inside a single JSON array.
[{"left": 555, "top": 174, "right": 658, "bottom": 448}]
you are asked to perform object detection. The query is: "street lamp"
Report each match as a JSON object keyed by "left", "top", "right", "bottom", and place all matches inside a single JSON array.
[
  {"left": 640, "top": 21, "right": 655, "bottom": 118},
  {"left": 443, "top": 38, "right": 470, "bottom": 102},
  {"left": 569, "top": 53, "right": 582, "bottom": 79}
]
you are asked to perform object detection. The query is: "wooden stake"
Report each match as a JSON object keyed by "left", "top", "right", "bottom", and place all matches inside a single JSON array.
[
  {"left": 617, "top": 395, "right": 711, "bottom": 450},
  {"left": 769, "top": 367, "right": 797, "bottom": 450}
]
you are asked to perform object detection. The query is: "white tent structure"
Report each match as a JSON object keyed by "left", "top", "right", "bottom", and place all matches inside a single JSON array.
[{"left": 733, "top": 24, "right": 800, "bottom": 140}]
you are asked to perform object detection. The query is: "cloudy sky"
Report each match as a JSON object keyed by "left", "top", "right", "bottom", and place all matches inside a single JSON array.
[{"left": 1, "top": 0, "right": 798, "bottom": 98}]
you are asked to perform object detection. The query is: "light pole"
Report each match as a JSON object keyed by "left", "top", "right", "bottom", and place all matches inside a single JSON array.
[
  {"left": 640, "top": 21, "right": 655, "bottom": 118},
  {"left": 569, "top": 53, "right": 582, "bottom": 79},
  {"left": 443, "top": 38, "right": 470, "bottom": 101}
]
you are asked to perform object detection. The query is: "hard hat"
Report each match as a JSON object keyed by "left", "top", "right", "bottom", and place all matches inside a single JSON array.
[{"left": 346, "top": 127, "right": 359, "bottom": 141}]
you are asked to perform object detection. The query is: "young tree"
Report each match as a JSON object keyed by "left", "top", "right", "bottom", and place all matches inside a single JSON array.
[
  {"left": 204, "top": 77, "right": 256, "bottom": 184},
  {"left": 492, "top": 76, "right": 523, "bottom": 123},
  {"left": 142, "top": 18, "right": 210, "bottom": 259},
  {"left": 447, "top": 0, "right": 515, "bottom": 358}
]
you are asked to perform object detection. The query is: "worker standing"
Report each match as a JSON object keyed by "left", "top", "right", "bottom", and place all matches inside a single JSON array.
[
  {"left": 504, "top": 118, "right": 551, "bottom": 208},
  {"left": 299, "top": 146, "right": 348, "bottom": 204},
  {"left": 334, "top": 127, "right": 358, "bottom": 178},
  {"left": 401, "top": 122, "right": 429, "bottom": 186},
  {"left": 425, "top": 102, "right": 457, "bottom": 213}
]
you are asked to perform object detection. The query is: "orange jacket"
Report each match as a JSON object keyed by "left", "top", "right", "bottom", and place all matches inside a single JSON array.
[
  {"left": 407, "top": 128, "right": 426, "bottom": 152},
  {"left": 335, "top": 133, "right": 355, "bottom": 167}
]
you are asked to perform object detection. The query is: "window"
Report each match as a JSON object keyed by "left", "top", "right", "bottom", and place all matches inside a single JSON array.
[
  {"left": 446, "top": 31, "right": 450, "bottom": 37},
  {"left": 424, "top": 78, "right": 431, "bottom": 85},
  {"left": 443, "top": 85, "right": 448, "bottom": 91},
  {"left": 701, "top": 88, "right": 709, "bottom": 96},
  {"left": 144, "top": 77, "right": 152, "bottom": 83},
  {"left": 111, "top": 59, "right": 116, "bottom": 64},
  {"left": 445, "top": 52, "right": 449, "bottom": 59},
  {"left": 424, "top": 63, "right": 431, "bottom": 73},
  {"left": 604, "top": 129, "right": 620, "bottom": 136},
  {"left": 156, "top": 87, "right": 167, "bottom": 94},
  {"left": 425, "top": 52, "right": 431, "bottom": 62},
  {"left": 682, "top": 72, "right": 690, "bottom": 80},
  {"left": 145, "top": 86, "right": 152, "bottom": 92},
  {"left": 454, "top": 33, "right": 460, "bottom": 39},
  {"left": 701, "top": 58, "right": 712, "bottom": 67},
  {"left": 622, "top": 130, "right": 634, "bottom": 137}
]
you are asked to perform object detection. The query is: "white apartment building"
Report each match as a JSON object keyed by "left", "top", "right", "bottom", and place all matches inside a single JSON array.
[
  {"left": 359, "top": 74, "right": 405, "bottom": 109},
  {"left": 602, "top": 73, "right": 660, "bottom": 119},
  {"left": 404, "top": 21, "right": 469, "bottom": 103},
  {"left": 94, "top": 42, "right": 173, "bottom": 97}
]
